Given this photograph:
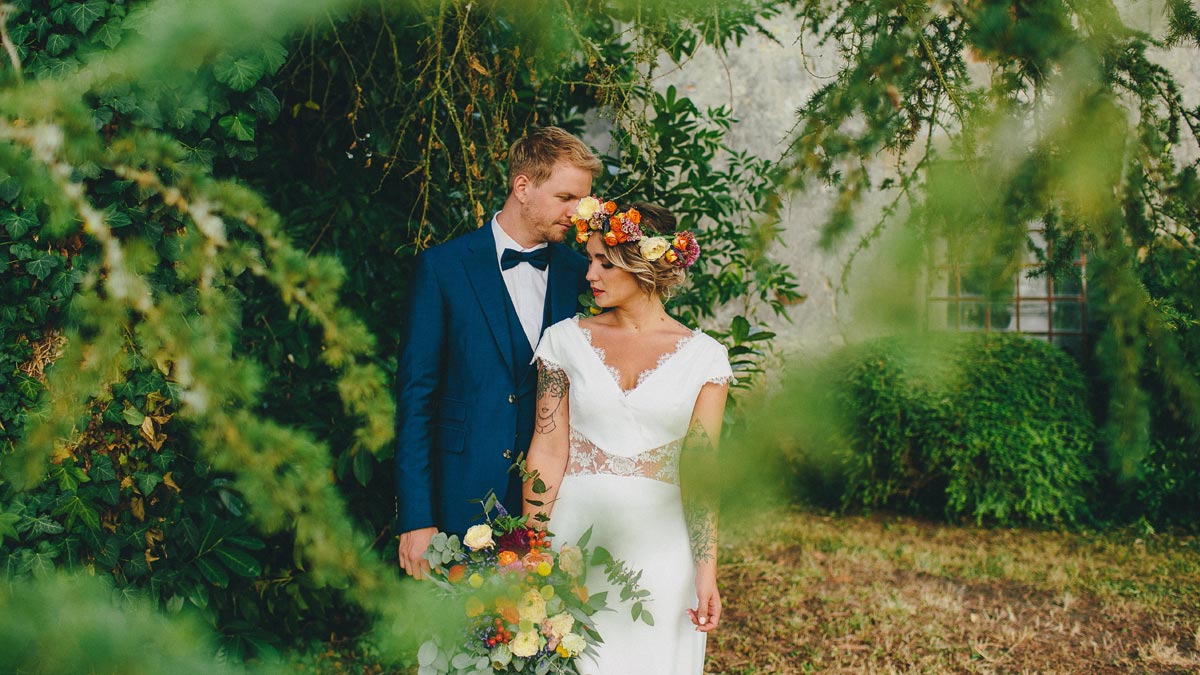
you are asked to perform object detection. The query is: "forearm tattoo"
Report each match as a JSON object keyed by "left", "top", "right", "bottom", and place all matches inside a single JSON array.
[
  {"left": 681, "top": 421, "right": 718, "bottom": 565},
  {"left": 685, "top": 499, "right": 717, "bottom": 565},
  {"left": 535, "top": 364, "right": 569, "bottom": 434}
]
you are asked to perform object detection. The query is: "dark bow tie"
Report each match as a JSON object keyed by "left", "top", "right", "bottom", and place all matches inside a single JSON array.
[{"left": 500, "top": 247, "right": 550, "bottom": 271}]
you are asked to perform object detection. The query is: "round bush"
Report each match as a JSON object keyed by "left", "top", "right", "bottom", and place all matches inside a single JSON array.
[{"left": 820, "top": 332, "right": 1096, "bottom": 526}]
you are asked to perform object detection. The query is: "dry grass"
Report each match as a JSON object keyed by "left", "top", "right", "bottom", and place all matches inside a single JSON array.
[{"left": 707, "top": 508, "right": 1200, "bottom": 674}]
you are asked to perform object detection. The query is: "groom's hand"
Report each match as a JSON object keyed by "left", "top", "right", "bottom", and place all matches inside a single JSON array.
[{"left": 398, "top": 526, "right": 438, "bottom": 580}]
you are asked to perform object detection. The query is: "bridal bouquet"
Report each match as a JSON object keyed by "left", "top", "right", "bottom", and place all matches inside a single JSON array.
[{"left": 416, "top": 495, "right": 650, "bottom": 675}]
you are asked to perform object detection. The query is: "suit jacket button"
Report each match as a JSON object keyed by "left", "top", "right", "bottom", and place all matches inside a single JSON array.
[
  {"left": 507, "top": 393, "right": 516, "bottom": 404},
  {"left": 502, "top": 448, "right": 512, "bottom": 459}
]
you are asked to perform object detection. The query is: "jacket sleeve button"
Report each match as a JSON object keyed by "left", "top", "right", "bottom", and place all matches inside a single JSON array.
[
  {"left": 507, "top": 393, "right": 516, "bottom": 404},
  {"left": 502, "top": 448, "right": 513, "bottom": 459}
]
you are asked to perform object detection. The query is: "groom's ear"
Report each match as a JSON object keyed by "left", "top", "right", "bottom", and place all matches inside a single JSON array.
[{"left": 512, "top": 173, "right": 531, "bottom": 202}]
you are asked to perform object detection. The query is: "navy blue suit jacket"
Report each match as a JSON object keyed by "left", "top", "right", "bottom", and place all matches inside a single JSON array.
[{"left": 394, "top": 225, "right": 589, "bottom": 535}]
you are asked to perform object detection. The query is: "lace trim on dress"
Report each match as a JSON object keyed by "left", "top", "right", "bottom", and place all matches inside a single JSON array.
[
  {"left": 565, "top": 427, "right": 682, "bottom": 486},
  {"left": 706, "top": 374, "right": 737, "bottom": 386},
  {"left": 572, "top": 318, "right": 622, "bottom": 389},
  {"left": 573, "top": 317, "right": 702, "bottom": 394},
  {"left": 534, "top": 356, "right": 565, "bottom": 373}
]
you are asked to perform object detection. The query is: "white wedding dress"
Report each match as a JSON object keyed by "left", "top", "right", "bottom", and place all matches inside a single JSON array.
[{"left": 533, "top": 317, "right": 733, "bottom": 675}]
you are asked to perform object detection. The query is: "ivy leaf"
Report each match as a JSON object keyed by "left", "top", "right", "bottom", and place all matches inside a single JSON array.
[
  {"left": 0, "top": 512, "right": 20, "bottom": 545},
  {"left": 214, "top": 55, "right": 264, "bottom": 92},
  {"left": 0, "top": 172, "right": 20, "bottom": 201},
  {"left": 46, "top": 33, "right": 72, "bottom": 56},
  {"left": 91, "top": 20, "right": 122, "bottom": 49},
  {"left": 104, "top": 205, "right": 132, "bottom": 229},
  {"left": 122, "top": 405, "right": 145, "bottom": 426},
  {"left": 37, "top": 55, "right": 78, "bottom": 79},
  {"left": 218, "top": 113, "right": 256, "bottom": 142},
  {"left": 214, "top": 546, "right": 262, "bottom": 577},
  {"left": 65, "top": 0, "right": 107, "bottom": 33},
  {"left": 19, "top": 513, "right": 63, "bottom": 536},
  {"left": 16, "top": 375, "right": 41, "bottom": 402},
  {"left": 26, "top": 255, "right": 61, "bottom": 281},
  {"left": 2, "top": 211, "right": 38, "bottom": 238},
  {"left": 10, "top": 243, "right": 35, "bottom": 261},
  {"left": 259, "top": 41, "right": 288, "bottom": 73},
  {"left": 19, "top": 548, "right": 57, "bottom": 579},
  {"left": 26, "top": 296, "right": 49, "bottom": 322},
  {"left": 53, "top": 495, "right": 101, "bottom": 531},
  {"left": 250, "top": 87, "right": 281, "bottom": 123}
]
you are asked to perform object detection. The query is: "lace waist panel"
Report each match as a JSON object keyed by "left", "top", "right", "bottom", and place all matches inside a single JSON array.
[{"left": 565, "top": 428, "right": 682, "bottom": 486}]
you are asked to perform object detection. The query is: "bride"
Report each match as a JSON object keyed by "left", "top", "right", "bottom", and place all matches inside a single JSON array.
[{"left": 522, "top": 200, "right": 732, "bottom": 674}]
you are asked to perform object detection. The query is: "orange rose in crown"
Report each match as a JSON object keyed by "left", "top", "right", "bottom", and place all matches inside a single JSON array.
[{"left": 569, "top": 196, "right": 701, "bottom": 269}]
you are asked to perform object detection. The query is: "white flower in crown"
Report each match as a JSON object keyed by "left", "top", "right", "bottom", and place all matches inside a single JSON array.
[
  {"left": 639, "top": 236, "right": 670, "bottom": 261},
  {"left": 574, "top": 196, "right": 602, "bottom": 220}
]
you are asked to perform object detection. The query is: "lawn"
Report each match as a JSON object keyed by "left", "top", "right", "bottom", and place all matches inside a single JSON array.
[{"left": 709, "top": 508, "right": 1200, "bottom": 674}]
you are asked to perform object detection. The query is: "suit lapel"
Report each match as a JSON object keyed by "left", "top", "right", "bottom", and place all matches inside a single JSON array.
[
  {"left": 463, "top": 227, "right": 518, "bottom": 377},
  {"left": 546, "top": 243, "right": 581, "bottom": 325}
]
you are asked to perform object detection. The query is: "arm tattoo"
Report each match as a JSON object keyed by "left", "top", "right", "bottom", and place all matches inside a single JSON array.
[
  {"left": 682, "top": 421, "right": 715, "bottom": 456},
  {"left": 684, "top": 499, "right": 717, "bottom": 565},
  {"left": 535, "top": 364, "right": 569, "bottom": 434},
  {"left": 681, "top": 420, "right": 718, "bottom": 565}
]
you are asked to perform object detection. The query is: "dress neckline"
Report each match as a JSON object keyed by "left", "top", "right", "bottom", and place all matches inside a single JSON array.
[{"left": 571, "top": 316, "right": 702, "bottom": 396}]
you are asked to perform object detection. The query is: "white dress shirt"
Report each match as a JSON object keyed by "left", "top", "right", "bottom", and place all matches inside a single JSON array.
[{"left": 492, "top": 215, "right": 548, "bottom": 350}]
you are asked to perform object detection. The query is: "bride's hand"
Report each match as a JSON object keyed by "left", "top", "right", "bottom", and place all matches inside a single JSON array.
[{"left": 688, "top": 574, "right": 721, "bottom": 632}]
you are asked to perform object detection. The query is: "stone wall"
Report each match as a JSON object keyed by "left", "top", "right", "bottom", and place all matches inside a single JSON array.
[{"left": 652, "top": 2, "right": 1200, "bottom": 358}]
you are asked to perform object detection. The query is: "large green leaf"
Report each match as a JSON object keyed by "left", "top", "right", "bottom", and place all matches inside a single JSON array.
[
  {"left": 196, "top": 556, "right": 229, "bottom": 588},
  {"left": 0, "top": 512, "right": 20, "bottom": 545},
  {"left": 52, "top": 495, "right": 100, "bottom": 531},
  {"left": 45, "top": 32, "right": 72, "bottom": 56},
  {"left": 214, "top": 55, "right": 264, "bottom": 92},
  {"left": 91, "top": 20, "right": 122, "bottom": 48},
  {"left": 218, "top": 113, "right": 256, "bottom": 142},
  {"left": 1, "top": 211, "right": 37, "bottom": 238},
  {"left": 213, "top": 546, "right": 262, "bottom": 578},
  {"left": 25, "top": 255, "right": 61, "bottom": 281},
  {"left": 65, "top": 0, "right": 107, "bottom": 33}
]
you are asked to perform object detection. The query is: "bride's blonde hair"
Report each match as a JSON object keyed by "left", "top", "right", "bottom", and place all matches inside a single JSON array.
[{"left": 602, "top": 202, "right": 688, "bottom": 301}]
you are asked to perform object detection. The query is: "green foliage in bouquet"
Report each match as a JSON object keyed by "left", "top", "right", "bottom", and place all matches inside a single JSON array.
[
  {"left": 416, "top": 494, "right": 650, "bottom": 675},
  {"left": 804, "top": 333, "right": 1095, "bottom": 526}
]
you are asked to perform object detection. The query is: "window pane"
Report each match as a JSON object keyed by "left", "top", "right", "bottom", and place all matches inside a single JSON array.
[
  {"left": 990, "top": 302, "right": 1017, "bottom": 331},
  {"left": 961, "top": 302, "right": 989, "bottom": 330},
  {"left": 1018, "top": 300, "right": 1049, "bottom": 332},
  {"left": 1053, "top": 302, "right": 1083, "bottom": 331},
  {"left": 1018, "top": 269, "right": 1048, "bottom": 298},
  {"left": 1054, "top": 268, "right": 1085, "bottom": 296},
  {"left": 1027, "top": 229, "right": 1047, "bottom": 257},
  {"left": 928, "top": 267, "right": 954, "bottom": 298},
  {"left": 927, "top": 300, "right": 954, "bottom": 330},
  {"left": 959, "top": 267, "right": 987, "bottom": 297}
]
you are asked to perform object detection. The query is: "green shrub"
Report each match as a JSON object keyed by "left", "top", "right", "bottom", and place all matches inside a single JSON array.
[{"left": 818, "top": 332, "right": 1096, "bottom": 526}]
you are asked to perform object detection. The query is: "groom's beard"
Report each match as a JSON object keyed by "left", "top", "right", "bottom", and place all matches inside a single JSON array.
[{"left": 528, "top": 214, "right": 572, "bottom": 244}]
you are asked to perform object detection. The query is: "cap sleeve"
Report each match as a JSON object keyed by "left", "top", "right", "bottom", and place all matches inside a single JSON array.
[
  {"left": 532, "top": 319, "right": 570, "bottom": 372},
  {"left": 703, "top": 336, "right": 736, "bottom": 386}
]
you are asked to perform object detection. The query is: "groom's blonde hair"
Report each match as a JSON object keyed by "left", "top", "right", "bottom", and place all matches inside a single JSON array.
[{"left": 507, "top": 126, "right": 602, "bottom": 190}]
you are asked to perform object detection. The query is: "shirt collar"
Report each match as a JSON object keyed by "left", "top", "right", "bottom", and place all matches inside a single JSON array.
[{"left": 492, "top": 213, "right": 547, "bottom": 264}]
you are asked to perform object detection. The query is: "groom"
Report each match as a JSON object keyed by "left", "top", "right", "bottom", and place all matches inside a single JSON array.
[{"left": 395, "top": 127, "right": 600, "bottom": 579}]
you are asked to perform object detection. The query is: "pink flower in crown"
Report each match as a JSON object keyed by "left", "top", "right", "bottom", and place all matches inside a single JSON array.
[{"left": 669, "top": 231, "right": 700, "bottom": 268}]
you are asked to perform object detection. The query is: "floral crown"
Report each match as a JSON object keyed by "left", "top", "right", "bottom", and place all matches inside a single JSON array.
[{"left": 570, "top": 196, "right": 700, "bottom": 269}]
